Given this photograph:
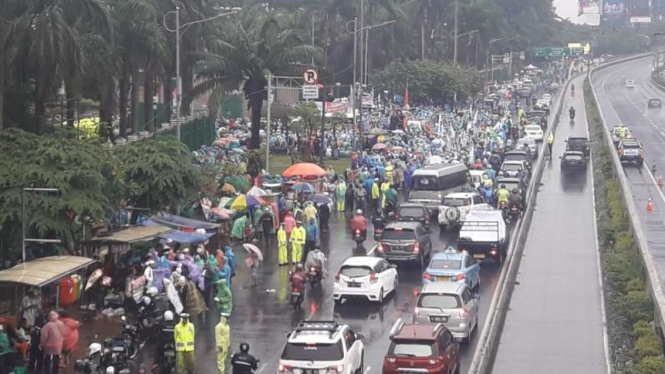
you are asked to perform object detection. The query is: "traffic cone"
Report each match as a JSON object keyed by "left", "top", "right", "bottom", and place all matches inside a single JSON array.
[
  {"left": 647, "top": 197, "right": 655, "bottom": 212},
  {"left": 659, "top": 176, "right": 664, "bottom": 188}
]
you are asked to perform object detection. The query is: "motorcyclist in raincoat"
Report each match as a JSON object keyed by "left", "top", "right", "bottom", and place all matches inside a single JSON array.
[{"left": 304, "top": 248, "right": 328, "bottom": 278}]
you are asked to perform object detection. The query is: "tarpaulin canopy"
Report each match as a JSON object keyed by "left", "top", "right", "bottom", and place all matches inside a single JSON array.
[
  {"left": 151, "top": 212, "right": 220, "bottom": 231},
  {"left": 0, "top": 256, "right": 96, "bottom": 287},
  {"left": 159, "top": 230, "right": 214, "bottom": 244},
  {"left": 90, "top": 224, "right": 173, "bottom": 243}
]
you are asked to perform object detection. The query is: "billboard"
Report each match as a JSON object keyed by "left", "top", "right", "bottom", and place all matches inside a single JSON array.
[
  {"left": 579, "top": 0, "right": 602, "bottom": 15},
  {"left": 602, "top": 0, "right": 628, "bottom": 22},
  {"left": 578, "top": 0, "right": 602, "bottom": 25},
  {"left": 653, "top": 0, "right": 665, "bottom": 19},
  {"left": 629, "top": 0, "right": 651, "bottom": 23}
]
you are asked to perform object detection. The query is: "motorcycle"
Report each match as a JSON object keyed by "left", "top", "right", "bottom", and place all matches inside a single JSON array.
[
  {"left": 499, "top": 200, "right": 509, "bottom": 222},
  {"left": 290, "top": 287, "right": 305, "bottom": 311},
  {"left": 506, "top": 204, "right": 521, "bottom": 224},
  {"left": 569, "top": 111, "right": 575, "bottom": 120},
  {"left": 308, "top": 267, "right": 322, "bottom": 286},
  {"left": 152, "top": 342, "right": 175, "bottom": 374},
  {"left": 354, "top": 229, "right": 366, "bottom": 249}
]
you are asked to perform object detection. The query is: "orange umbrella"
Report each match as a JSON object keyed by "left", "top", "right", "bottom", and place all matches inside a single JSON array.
[{"left": 282, "top": 163, "right": 326, "bottom": 178}]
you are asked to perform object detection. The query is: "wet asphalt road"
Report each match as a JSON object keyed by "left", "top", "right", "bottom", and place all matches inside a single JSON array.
[
  {"left": 493, "top": 73, "right": 609, "bottom": 373},
  {"left": 183, "top": 212, "right": 502, "bottom": 374},
  {"left": 592, "top": 57, "right": 665, "bottom": 314}
]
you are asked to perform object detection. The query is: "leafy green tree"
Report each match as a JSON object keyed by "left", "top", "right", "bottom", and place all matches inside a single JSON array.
[
  {"left": 114, "top": 136, "right": 204, "bottom": 213},
  {"left": 0, "top": 128, "right": 114, "bottom": 254},
  {"left": 373, "top": 59, "right": 480, "bottom": 104},
  {"left": 187, "top": 5, "right": 318, "bottom": 150}
]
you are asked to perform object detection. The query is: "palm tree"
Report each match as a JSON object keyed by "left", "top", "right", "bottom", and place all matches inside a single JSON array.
[
  {"left": 187, "top": 5, "right": 318, "bottom": 149},
  {"left": 8, "top": 0, "right": 110, "bottom": 133}
]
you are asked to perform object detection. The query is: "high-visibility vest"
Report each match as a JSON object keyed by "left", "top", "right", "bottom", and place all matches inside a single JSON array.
[
  {"left": 291, "top": 227, "right": 306, "bottom": 245},
  {"left": 174, "top": 322, "right": 195, "bottom": 352}
]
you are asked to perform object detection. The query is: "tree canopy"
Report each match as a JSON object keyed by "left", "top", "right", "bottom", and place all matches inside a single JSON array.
[{"left": 373, "top": 60, "right": 481, "bottom": 104}]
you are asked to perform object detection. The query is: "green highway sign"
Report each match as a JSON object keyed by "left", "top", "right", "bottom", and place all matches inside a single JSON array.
[{"left": 530, "top": 46, "right": 585, "bottom": 57}]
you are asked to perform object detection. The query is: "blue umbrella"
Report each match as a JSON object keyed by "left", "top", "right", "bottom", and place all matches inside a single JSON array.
[
  {"left": 308, "top": 194, "right": 332, "bottom": 205},
  {"left": 246, "top": 195, "right": 267, "bottom": 208},
  {"left": 293, "top": 182, "right": 314, "bottom": 193}
]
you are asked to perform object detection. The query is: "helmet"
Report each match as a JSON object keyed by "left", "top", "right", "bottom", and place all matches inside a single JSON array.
[
  {"left": 164, "top": 310, "right": 174, "bottom": 321},
  {"left": 88, "top": 342, "right": 102, "bottom": 356},
  {"left": 295, "top": 263, "right": 304, "bottom": 271},
  {"left": 512, "top": 188, "right": 518, "bottom": 193},
  {"left": 146, "top": 287, "right": 158, "bottom": 297},
  {"left": 501, "top": 184, "right": 506, "bottom": 189},
  {"left": 142, "top": 296, "right": 151, "bottom": 306},
  {"left": 106, "top": 367, "right": 115, "bottom": 374},
  {"left": 239, "top": 342, "right": 250, "bottom": 353},
  {"left": 356, "top": 209, "right": 363, "bottom": 215}
]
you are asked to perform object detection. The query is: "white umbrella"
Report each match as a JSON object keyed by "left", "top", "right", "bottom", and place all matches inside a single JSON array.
[
  {"left": 242, "top": 243, "right": 264, "bottom": 261},
  {"left": 247, "top": 186, "right": 268, "bottom": 196}
]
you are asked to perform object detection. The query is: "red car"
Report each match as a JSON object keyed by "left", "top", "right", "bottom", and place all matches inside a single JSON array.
[{"left": 382, "top": 320, "right": 460, "bottom": 374}]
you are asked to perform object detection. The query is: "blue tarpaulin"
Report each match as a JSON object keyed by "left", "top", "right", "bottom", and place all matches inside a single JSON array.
[
  {"left": 151, "top": 212, "right": 220, "bottom": 231},
  {"left": 159, "top": 230, "right": 214, "bottom": 244}
]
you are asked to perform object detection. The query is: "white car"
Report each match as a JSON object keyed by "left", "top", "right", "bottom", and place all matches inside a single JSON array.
[
  {"left": 625, "top": 79, "right": 635, "bottom": 88},
  {"left": 279, "top": 321, "right": 365, "bottom": 374},
  {"left": 469, "top": 170, "right": 486, "bottom": 189},
  {"left": 438, "top": 192, "right": 493, "bottom": 229},
  {"left": 524, "top": 124, "right": 544, "bottom": 142},
  {"left": 334, "top": 256, "right": 398, "bottom": 304},
  {"left": 541, "top": 93, "right": 552, "bottom": 103},
  {"left": 500, "top": 160, "right": 530, "bottom": 180}
]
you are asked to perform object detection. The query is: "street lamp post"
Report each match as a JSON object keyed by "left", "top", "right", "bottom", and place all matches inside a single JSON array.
[
  {"left": 487, "top": 38, "right": 503, "bottom": 82},
  {"left": 454, "top": 29, "right": 479, "bottom": 67},
  {"left": 346, "top": 19, "right": 396, "bottom": 151},
  {"left": 164, "top": 5, "right": 239, "bottom": 141}
]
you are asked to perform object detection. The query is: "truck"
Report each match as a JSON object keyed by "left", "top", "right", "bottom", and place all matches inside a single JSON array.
[{"left": 457, "top": 211, "right": 507, "bottom": 264}]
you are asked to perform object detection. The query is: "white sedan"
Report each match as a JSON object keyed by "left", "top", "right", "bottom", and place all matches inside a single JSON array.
[
  {"left": 524, "top": 125, "right": 544, "bottom": 142},
  {"left": 334, "top": 256, "right": 397, "bottom": 304}
]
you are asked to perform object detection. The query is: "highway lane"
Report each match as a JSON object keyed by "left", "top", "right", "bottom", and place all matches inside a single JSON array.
[
  {"left": 492, "top": 73, "right": 609, "bottom": 373},
  {"left": 592, "top": 57, "right": 665, "bottom": 320},
  {"left": 183, "top": 214, "right": 502, "bottom": 374}
]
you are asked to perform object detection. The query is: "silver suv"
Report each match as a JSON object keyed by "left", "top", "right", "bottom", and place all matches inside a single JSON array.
[{"left": 412, "top": 282, "right": 479, "bottom": 343}]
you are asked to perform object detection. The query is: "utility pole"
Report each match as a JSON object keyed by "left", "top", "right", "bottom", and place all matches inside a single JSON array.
[
  {"left": 266, "top": 72, "right": 272, "bottom": 172},
  {"left": 352, "top": 17, "right": 358, "bottom": 150},
  {"left": 175, "top": 5, "right": 182, "bottom": 140},
  {"left": 320, "top": 87, "right": 326, "bottom": 164},
  {"left": 453, "top": 0, "right": 459, "bottom": 66},
  {"left": 359, "top": 0, "right": 364, "bottom": 88},
  {"left": 364, "top": 29, "right": 370, "bottom": 85}
]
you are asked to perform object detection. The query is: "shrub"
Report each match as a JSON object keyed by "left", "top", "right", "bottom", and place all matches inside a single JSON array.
[
  {"left": 635, "top": 333, "right": 662, "bottom": 359},
  {"left": 636, "top": 355, "right": 665, "bottom": 374},
  {"left": 633, "top": 320, "right": 653, "bottom": 338},
  {"left": 626, "top": 278, "right": 645, "bottom": 293}
]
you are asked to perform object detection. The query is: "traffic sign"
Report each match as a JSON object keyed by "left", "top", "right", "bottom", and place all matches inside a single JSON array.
[
  {"left": 303, "top": 69, "right": 318, "bottom": 85},
  {"left": 302, "top": 84, "right": 319, "bottom": 100}
]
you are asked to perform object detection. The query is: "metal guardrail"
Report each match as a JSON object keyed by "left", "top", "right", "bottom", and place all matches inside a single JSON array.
[
  {"left": 467, "top": 68, "right": 576, "bottom": 373},
  {"left": 588, "top": 53, "right": 665, "bottom": 339}
]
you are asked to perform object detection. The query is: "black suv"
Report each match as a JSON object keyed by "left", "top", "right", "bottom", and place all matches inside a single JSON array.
[
  {"left": 377, "top": 222, "right": 432, "bottom": 269},
  {"left": 395, "top": 203, "right": 430, "bottom": 227},
  {"left": 565, "top": 136, "right": 590, "bottom": 157},
  {"left": 560, "top": 151, "right": 587, "bottom": 172}
]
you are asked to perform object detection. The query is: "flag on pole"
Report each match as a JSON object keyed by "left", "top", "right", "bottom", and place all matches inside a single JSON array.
[{"left": 403, "top": 82, "right": 410, "bottom": 110}]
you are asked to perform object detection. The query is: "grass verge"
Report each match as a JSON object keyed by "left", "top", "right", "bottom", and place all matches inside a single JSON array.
[{"left": 584, "top": 77, "right": 665, "bottom": 373}]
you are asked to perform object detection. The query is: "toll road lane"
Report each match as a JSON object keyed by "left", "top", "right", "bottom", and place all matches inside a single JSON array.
[
  {"left": 492, "top": 73, "right": 609, "bottom": 373},
  {"left": 592, "top": 57, "right": 665, "bottom": 318},
  {"left": 184, "top": 214, "right": 503, "bottom": 374}
]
